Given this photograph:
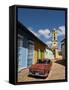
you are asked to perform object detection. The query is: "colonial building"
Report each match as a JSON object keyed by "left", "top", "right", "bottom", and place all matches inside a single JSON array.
[
  {"left": 61, "top": 39, "right": 65, "bottom": 59},
  {"left": 17, "top": 21, "right": 54, "bottom": 71},
  {"left": 52, "top": 30, "right": 58, "bottom": 59}
]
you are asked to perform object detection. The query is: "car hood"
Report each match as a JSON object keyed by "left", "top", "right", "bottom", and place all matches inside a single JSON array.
[{"left": 29, "top": 64, "right": 46, "bottom": 70}]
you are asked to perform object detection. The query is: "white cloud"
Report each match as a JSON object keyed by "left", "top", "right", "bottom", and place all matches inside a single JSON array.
[
  {"left": 46, "top": 41, "right": 52, "bottom": 47},
  {"left": 57, "top": 26, "right": 65, "bottom": 36},
  {"left": 38, "top": 29, "right": 51, "bottom": 39},
  {"left": 28, "top": 27, "right": 39, "bottom": 37},
  {"left": 28, "top": 25, "right": 65, "bottom": 42}
]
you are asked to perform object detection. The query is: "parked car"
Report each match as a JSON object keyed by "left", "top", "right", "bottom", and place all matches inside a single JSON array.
[{"left": 29, "top": 59, "right": 52, "bottom": 77}]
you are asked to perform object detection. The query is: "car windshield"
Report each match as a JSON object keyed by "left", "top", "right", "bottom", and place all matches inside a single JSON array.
[{"left": 37, "top": 59, "right": 51, "bottom": 64}]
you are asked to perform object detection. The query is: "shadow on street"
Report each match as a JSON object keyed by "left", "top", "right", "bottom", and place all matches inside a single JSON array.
[
  {"left": 55, "top": 60, "right": 65, "bottom": 66},
  {"left": 28, "top": 75, "right": 48, "bottom": 79}
]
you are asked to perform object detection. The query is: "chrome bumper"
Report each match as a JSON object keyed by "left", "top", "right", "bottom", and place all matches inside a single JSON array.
[{"left": 29, "top": 72, "right": 48, "bottom": 77}]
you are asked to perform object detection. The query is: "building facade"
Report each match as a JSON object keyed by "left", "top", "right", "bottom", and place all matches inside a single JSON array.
[
  {"left": 52, "top": 30, "right": 58, "bottom": 59},
  {"left": 17, "top": 21, "right": 53, "bottom": 71},
  {"left": 61, "top": 39, "right": 65, "bottom": 60}
]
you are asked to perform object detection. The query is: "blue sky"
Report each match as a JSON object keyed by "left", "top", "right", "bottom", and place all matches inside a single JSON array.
[{"left": 17, "top": 8, "right": 65, "bottom": 49}]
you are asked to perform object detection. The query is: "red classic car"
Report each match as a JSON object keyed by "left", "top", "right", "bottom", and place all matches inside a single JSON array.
[{"left": 29, "top": 59, "right": 52, "bottom": 77}]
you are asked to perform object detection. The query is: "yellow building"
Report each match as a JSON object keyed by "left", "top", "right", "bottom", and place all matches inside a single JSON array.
[
  {"left": 52, "top": 30, "right": 59, "bottom": 59},
  {"left": 33, "top": 39, "right": 47, "bottom": 64}
]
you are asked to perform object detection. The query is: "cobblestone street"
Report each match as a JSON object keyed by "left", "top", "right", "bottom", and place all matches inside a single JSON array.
[{"left": 17, "top": 62, "right": 65, "bottom": 82}]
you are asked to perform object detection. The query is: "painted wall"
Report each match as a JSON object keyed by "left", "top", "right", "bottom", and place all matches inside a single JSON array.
[
  {"left": 45, "top": 49, "right": 54, "bottom": 60},
  {"left": 33, "top": 40, "right": 46, "bottom": 64},
  {"left": 61, "top": 44, "right": 65, "bottom": 59},
  {"left": 18, "top": 47, "right": 28, "bottom": 71},
  {"left": 18, "top": 35, "right": 28, "bottom": 71}
]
